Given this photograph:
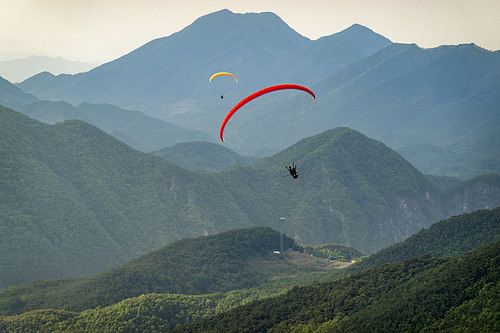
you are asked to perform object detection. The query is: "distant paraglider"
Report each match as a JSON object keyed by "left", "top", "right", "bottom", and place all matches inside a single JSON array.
[
  {"left": 209, "top": 72, "right": 238, "bottom": 83},
  {"left": 209, "top": 72, "right": 238, "bottom": 99}
]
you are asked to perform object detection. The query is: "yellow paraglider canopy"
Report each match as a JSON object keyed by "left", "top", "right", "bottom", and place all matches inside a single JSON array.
[{"left": 209, "top": 72, "right": 238, "bottom": 83}]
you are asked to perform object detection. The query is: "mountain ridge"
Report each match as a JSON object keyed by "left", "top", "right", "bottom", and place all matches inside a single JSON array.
[
  {"left": 0, "top": 81, "right": 218, "bottom": 152},
  {"left": 352, "top": 207, "right": 500, "bottom": 271},
  {"left": 1, "top": 103, "right": 499, "bottom": 289},
  {"left": 1, "top": 207, "right": 497, "bottom": 329},
  {"left": 172, "top": 241, "right": 499, "bottom": 332},
  {"left": 0, "top": 56, "right": 95, "bottom": 83},
  {"left": 16, "top": 10, "right": 391, "bottom": 120},
  {"left": 154, "top": 141, "right": 258, "bottom": 171},
  {"left": 0, "top": 76, "right": 38, "bottom": 110},
  {"left": 0, "top": 227, "right": 301, "bottom": 314},
  {"left": 304, "top": 42, "right": 500, "bottom": 178},
  {"left": 9, "top": 10, "right": 498, "bottom": 178}
]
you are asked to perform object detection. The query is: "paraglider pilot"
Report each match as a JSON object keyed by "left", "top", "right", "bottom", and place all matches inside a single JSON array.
[{"left": 287, "top": 163, "right": 298, "bottom": 179}]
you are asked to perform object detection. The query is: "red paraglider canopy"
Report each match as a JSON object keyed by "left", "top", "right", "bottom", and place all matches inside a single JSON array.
[{"left": 219, "top": 84, "right": 315, "bottom": 141}]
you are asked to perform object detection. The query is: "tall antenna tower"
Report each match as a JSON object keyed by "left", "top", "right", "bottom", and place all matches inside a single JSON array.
[{"left": 279, "top": 217, "right": 285, "bottom": 254}]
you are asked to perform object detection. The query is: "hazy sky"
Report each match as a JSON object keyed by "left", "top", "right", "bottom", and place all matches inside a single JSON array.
[{"left": 1, "top": 0, "right": 499, "bottom": 64}]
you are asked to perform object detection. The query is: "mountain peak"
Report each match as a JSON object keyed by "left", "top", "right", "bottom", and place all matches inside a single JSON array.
[
  {"left": 191, "top": 8, "right": 234, "bottom": 23},
  {"left": 345, "top": 23, "right": 373, "bottom": 31},
  {"left": 185, "top": 9, "right": 307, "bottom": 45},
  {"left": 333, "top": 23, "right": 392, "bottom": 55}
]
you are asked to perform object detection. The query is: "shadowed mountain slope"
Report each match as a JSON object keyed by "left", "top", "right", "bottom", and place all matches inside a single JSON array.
[
  {"left": 1, "top": 208, "right": 497, "bottom": 330},
  {"left": 172, "top": 241, "right": 499, "bottom": 332},
  {"left": 0, "top": 227, "right": 300, "bottom": 314},
  {"left": 352, "top": 207, "right": 500, "bottom": 271},
  {"left": 306, "top": 43, "right": 500, "bottom": 178},
  {"left": 1, "top": 106, "right": 498, "bottom": 289}
]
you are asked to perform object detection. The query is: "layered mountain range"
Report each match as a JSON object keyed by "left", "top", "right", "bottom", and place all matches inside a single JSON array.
[
  {"left": 16, "top": 10, "right": 391, "bottom": 115},
  {"left": 2, "top": 9, "right": 498, "bottom": 178},
  {"left": 1, "top": 106, "right": 498, "bottom": 289},
  {"left": 1, "top": 209, "right": 498, "bottom": 331},
  {"left": 0, "top": 9, "right": 498, "bottom": 332},
  {"left": 0, "top": 56, "right": 95, "bottom": 83}
]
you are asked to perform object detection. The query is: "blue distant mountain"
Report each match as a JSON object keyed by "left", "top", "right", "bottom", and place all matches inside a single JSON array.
[
  {"left": 0, "top": 55, "right": 95, "bottom": 83},
  {"left": 11, "top": 9, "right": 500, "bottom": 178},
  {"left": 17, "top": 9, "right": 391, "bottom": 120},
  {"left": 306, "top": 43, "right": 500, "bottom": 178},
  {"left": 0, "top": 76, "right": 215, "bottom": 151}
]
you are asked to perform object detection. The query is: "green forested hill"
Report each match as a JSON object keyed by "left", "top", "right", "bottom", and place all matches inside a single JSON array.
[
  {"left": 353, "top": 207, "right": 500, "bottom": 270},
  {"left": 0, "top": 105, "right": 250, "bottom": 288},
  {"left": 0, "top": 209, "right": 497, "bottom": 331},
  {"left": 172, "top": 241, "right": 500, "bottom": 332},
  {"left": 14, "top": 100, "right": 216, "bottom": 151},
  {"left": 1, "top": 106, "right": 499, "bottom": 289},
  {"left": 3, "top": 243, "right": 497, "bottom": 332},
  {"left": 0, "top": 227, "right": 303, "bottom": 315}
]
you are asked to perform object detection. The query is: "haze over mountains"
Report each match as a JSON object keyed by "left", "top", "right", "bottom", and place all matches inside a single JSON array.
[
  {"left": 16, "top": 10, "right": 391, "bottom": 115},
  {"left": 0, "top": 9, "right": 499, "bottom": 331},
  {"left": 0, "top": 77, "right": 217, "bottom": 152},
  {"left": 1, "top": 106, "right": 499, "bottom": 289},
  {"left": 4, "top": 9, "right": 499, "bottom": 178},
  {"left": 0, "top": 56, "right": 95, "bottom": 83}
]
